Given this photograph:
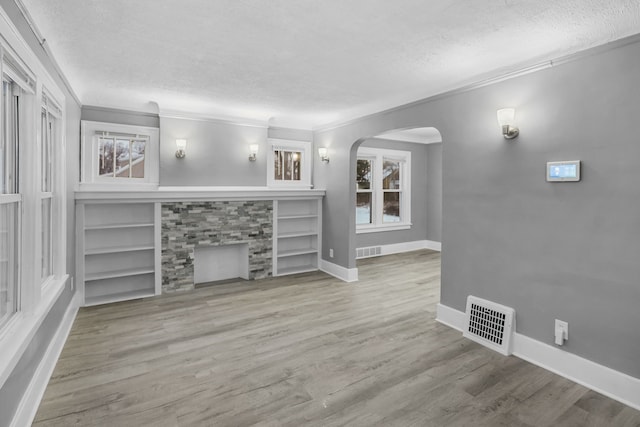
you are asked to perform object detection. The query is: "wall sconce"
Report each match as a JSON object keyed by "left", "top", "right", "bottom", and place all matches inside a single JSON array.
[
  {"left": 318, "top": 147, "right": 329, "bottom": 163},
  {"left": 248, "top": 144, "right": 259, "bottom": 161},
  {"left": 175, "top": 139, "right": 187, "bottom": 158},
  {"left": 497, "top": 108, "right": 519, "bottom": 139}
]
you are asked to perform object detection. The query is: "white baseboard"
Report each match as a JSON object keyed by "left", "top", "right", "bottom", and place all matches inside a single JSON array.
[
  {"left": 435, "top": 303, "right": 640, "bottom": 411},
  {"left": 381, "top": 239, "right": 441, "bottom": 255},
  {"left": 11, "top": 290, "right": 80, "bottom": 427},
  {"left": 357, "top": 240, "right": 441, "bottom": 260},
  {"left": 319, "top": 259, "right": 359, "bottom": 282}
]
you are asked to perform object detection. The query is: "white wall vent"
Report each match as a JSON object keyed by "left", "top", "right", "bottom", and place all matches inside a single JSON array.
[
  {"left": 463, "top": 296, "right": 516, "bottom": 356},
  {"left": 356, "top": 246, "right": 382, "bottom": 259}
]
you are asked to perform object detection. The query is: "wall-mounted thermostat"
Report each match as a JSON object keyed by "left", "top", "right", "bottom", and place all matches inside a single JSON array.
[{"left": 547, "top": 160, "right": 581, "bottom": 182}]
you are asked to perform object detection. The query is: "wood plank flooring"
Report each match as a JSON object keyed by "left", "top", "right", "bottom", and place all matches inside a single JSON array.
[{"left": 34, "top": 250, "right": 640, "bottom": 426}]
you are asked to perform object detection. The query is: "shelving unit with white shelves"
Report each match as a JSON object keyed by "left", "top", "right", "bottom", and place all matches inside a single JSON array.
[
  {"left": 274, "top": 199, "right": 321, "bottom": 276},
  {"left": 76, "top": 201, "right": 161, "bottom": 306}
]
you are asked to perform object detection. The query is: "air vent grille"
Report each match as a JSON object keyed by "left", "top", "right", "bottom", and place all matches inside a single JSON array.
[
  {"left": 463, "top": 296, "right": 515, "bottom": 356},
  {"left": 356, "top": 246, "right": 382, "bottom": 259}
]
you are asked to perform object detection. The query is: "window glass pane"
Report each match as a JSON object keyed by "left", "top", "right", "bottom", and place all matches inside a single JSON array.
[
  {"left": 130, "top": 140, "right": 145, "bottom": 178},
  {"left": 41, "top": 110, "right": 52, "bottom": 192},
  {"left": 383, "top": 159, "right": 400, "bottom": 190},
  {"left": 1, "top": 80, "right": 17, "bottom": 195},
  {"left": 98, "top": 137, "right": 115, "bottom": 176},
  {"left": 274, "top": 150, "right": 302, "bottom": 181},
  {"left": 41, "top": 198, "right": 51, "bottom": 280},
  {"left": 383, "top": 192, "right": 400, "bottom": 223},
  {"left": 115, "top": 139, "right": 130, "bottom": 178},
  {"left": 357, "top": 159, "right": 372, "bottom": 190},
  {"left": 0, "top": 202, "right": 18, "bottom": 327},
  {"left": 356, "top": 193, "right": 372, "bottom": 225}
]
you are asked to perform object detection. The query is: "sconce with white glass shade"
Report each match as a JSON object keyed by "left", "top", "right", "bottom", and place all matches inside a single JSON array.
[
  {"left": 249, "top": 144, "right": 259, "bottom": 161},
  {"left": 175, "top": 139, "right": 187, "bottom": 158},
  {"left": 318, "top": 147, "right": 329, "bottom": 163},
  {"left": 497, "top": 108, "right": 519, "bottom": 139}
]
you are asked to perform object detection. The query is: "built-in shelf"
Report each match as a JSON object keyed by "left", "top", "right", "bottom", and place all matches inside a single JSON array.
[
  {"left": 85, "top": 267, "right": 155, "bottom": 282},
  {"left": 85, "top": 245, "right": 155, "bottom": 255},
  {"left": 278, "top": 214, "right": 318, "bottom": 220},
  {"left": 77, "top": 201, "right": 161, "bottom": 306},
  {"left": 277, "top": 248, "right": 318, "bottom": 258},
  {"left": 277, "top": 265, "right": 318, "bottom": 276},
  {"left": 83, "top": 289, "right": 156, "bottom": 307},
  {"left": 278, "top": 231, "right": 318, "bottom": 239},
  {"left": 274, "top": 199, "right": 321, "bottom": 276},
  {"left": 85, "top": 222, "right": 154, "bottom": 230}
]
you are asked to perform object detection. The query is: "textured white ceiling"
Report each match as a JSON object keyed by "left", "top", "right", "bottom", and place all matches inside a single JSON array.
[{"left": 19, "top": 0, "right": 640, "bottom": 128}]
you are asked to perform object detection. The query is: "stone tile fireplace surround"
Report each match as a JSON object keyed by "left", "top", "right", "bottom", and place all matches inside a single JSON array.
[{"left": 161, "top": 201, "right": 273, "bottom": 292}]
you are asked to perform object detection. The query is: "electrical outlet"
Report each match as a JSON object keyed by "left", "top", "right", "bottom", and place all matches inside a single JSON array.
[
  {"left": 554, "top": 319, "right": 568, "bottom": 345},
  {"left": 329, "top": 248, "right": 334, "bottom": 258}
]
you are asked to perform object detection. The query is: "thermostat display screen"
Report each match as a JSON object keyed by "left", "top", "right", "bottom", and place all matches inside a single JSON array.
[{"left": 547, "top": 161, "right": 581, "bottom": 182}]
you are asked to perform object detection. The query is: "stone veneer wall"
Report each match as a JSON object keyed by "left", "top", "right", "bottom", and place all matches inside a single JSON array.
[{"left": 161, "top": 201, "right": 273, "bottom": 292}]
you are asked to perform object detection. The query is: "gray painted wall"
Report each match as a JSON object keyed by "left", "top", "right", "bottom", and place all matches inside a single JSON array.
[
  {"left": 160, "top": 117, "right": 268, "bottom": 186},
  {"left": 81, "top": 105, "right": 160, "bottom": 128},
  {"left": 426, "top": 143, "right": 442, "bottom": 242},
  {"left": 314, "top": 36, "right": 640, "bottom": 378},
  {"left": 268, "top": 126, "right": 312, "bottom": 142},
  {"left": 0, "top": 0, "right": 81, "bottom": 423},
  {"left": 355, "top": 138, "right": 429, "bottom": 248}
]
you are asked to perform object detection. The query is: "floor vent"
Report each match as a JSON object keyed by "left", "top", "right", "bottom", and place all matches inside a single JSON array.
[
  {"left": 463, "top": 296, "right": 515, "bottom": 356},
  {"left": 356, "top": 246, "right": 382, "bottom": 259}
]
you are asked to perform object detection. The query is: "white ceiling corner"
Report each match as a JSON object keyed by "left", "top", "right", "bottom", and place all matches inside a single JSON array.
[{"left": 18, "top": 0, "right": 640, "bottom": 129}]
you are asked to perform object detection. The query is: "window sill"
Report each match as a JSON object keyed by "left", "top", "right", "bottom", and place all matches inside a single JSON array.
[{"left": 356, "top": 223, "right": 412, "bottom": 234}]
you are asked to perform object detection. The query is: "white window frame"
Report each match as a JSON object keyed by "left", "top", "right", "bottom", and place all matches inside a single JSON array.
[
  {"left": 266, "top": 138, "right": 311, "bottom": 188},
  {"left": 356, "top": 147, "right": 411, "bottom": 233},
  {"left": 80, "top": 120, "right": 159, "bottom": 190},
  {"left": 39, "top": 92, "right": 61, "bottom": 287},
  {"left": 0, "top": 7, "right": 70, "bottom": 392}
]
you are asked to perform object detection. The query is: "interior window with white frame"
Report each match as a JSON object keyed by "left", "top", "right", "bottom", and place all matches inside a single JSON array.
[
  {"left": 356, "top": 147, "right": 411, "bottom": 233},
  {"left": 0, "top": 76, "right": 21, "bottom": 329},
  {"left": 81, "top": 121, "right": 159, "bottom": 189},
  {"left": 267, "top": 139, "right": 311, "bottom": 188}
]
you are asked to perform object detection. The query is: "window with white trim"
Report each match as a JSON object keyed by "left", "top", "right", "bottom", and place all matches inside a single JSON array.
[
  {"left": 267, "top": 139, "right": 311, "bottom": 188},
  {"left": 40, "top": 94, "right": 60, "bottom": 284},
  {"left": 81, "top": 121, "right": 159, "bottom": 189},
  {"left": 356, "top": 147, "right": 411, "bottom": 233},
  {"left": 0, "top": 77, "right": 20, "bottom": 328}
]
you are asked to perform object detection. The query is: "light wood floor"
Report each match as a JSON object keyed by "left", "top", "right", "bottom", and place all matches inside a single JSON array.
[{"left": 35, "top": 250, "right": 640, "bottom": 426}]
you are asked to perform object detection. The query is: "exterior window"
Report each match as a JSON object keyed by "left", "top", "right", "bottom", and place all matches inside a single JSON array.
[
  {"left": 98, "top": 136, "right": 146, "bottom": 178},
  {"left": 267, "top": 139, "right": 311, "bottom": 188},
  {"left": 356, "top": 147, "right": 411, "bottom": 233},
  {"left": 0, "top": 78, "right": 19, "bottom": 328},
  {"left": 40, "top": 96, "right": 60, "bottom": 283},
  {"left": 81, "top": 121, "right": 159, "bottom": 189}
]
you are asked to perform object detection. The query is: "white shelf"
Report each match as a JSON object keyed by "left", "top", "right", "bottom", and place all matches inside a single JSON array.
[
  {"left": 277, "top": 265, "right": 318, "bottom": 276},
  {"left": 84, "top": 289, "right": 156, "bottom": 307},
  {"left": 85, "top": 222, "right": 154, "bottom": 230},
  {"left": 85, "top": 267, "right": 154, "bottom": 282},
  {"left": 85, "top": 245, "right": 154, "bottom": 255},
  {"left": 277, "top": 248, "right": 318, "bottom": 258},
  {"left": 278, "top": 214, "right": 318, "bottom": 220},
  {"left": 278, "top": 231, "right": 317, "bottom": 239}
]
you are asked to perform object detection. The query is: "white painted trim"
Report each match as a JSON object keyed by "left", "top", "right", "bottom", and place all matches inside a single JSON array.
[
  {"left": 319, "top": 259, "right": 358, "bottom": 282},
  {"left": 435, "top": 303, "right": 465, "bottom": 331},
  {"left": 158, "top": 108, "right": 268, "bottom": 128},
  {"left": 357, "top": 240, "right": 441, "bottom": 259},
  {"left": 436, "top": 303, "right": 640, "bottom": 411},
  {"left": 10, "top": 290, "right": 79, "bottom": 427},
  {"left": 0, "top": 276, "right": 66, "bottom": 389},
  {"left": 75, "top": 188, "right": 325, "bottom": 202}
]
